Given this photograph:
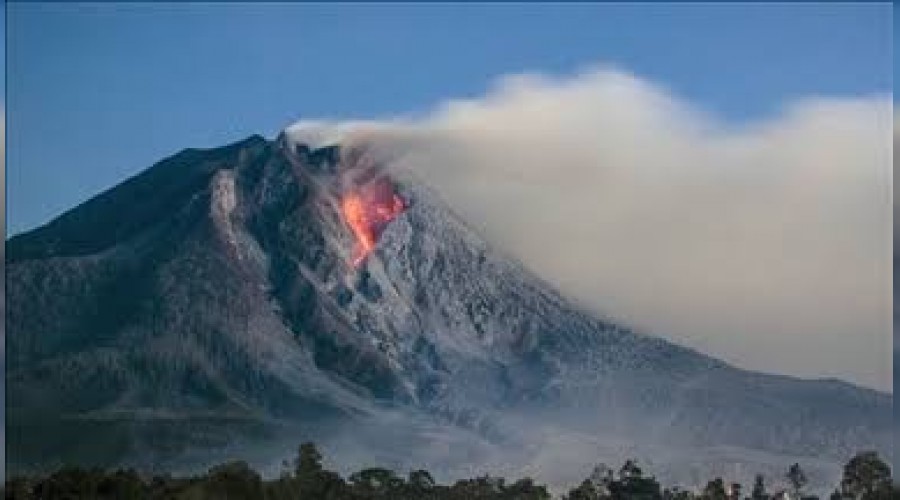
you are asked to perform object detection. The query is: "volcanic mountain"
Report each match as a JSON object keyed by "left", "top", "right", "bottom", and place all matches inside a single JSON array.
[{"left": 6, "top": 132, "right": 891, "bottom": 488}]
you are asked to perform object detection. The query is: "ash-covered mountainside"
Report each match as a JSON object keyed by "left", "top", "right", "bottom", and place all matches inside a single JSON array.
[{"left": 6, "top": 134, "right": 891, "bottom": 478}]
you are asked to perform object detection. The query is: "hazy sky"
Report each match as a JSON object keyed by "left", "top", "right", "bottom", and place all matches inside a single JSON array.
[{"left": 6, "top": 3, "right": 893, "bottom": 390}]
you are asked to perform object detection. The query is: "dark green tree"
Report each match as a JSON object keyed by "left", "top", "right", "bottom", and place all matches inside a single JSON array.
[
  {"left": 787, "top": 463, "right": 808, "bottom": 499},
  {"left": 406, "top": 468, "right": 437, "bottom": 498},
  {"left": 97, "top": 469, "right": 146, "bottom": 499},
  {"left": 447, "top": 475, "right": 506, "bottom": 499},
  {"left": 620, "top": 460, "right": 644, "bottom": 480},
  {"left": 505, "top": 477, "right": 551, "bottom": 500},
  {"left": 566, "top": 478, "right": 603, "bottom": 500},
  {"left": 608, "top": 460, "right": 662, "bottom": 500},
  {"left": 295, "top": 442, "right": 324, "bottom": 478},
  {"left": 349, "top": 467, "right": 405, "bottom": 498},
  {"left": 751, "top": 474, "right": 769, "bottom": 500},
  {"left": 290, "top": 442, "right": 348, "bottom": 499},
  {"left": 34, "top": 467, "right": 105, "bottom": 499},
  {"left": 838, "top": 451, "right": 892, "bottom": 500},
  {"left": 565, "top": 464, "right": 617, "bottom": 500},
  {"left": 13, "top": 445, "right": 898, "bottom": 500},
  {"left": 701, "top": 478, "right": 728, "bottom": 500},
  {"left": 202, "top": 461, "right": 263, "bottom": 500},
  {"left": 663, "top": 487, "right": 695, "bottom": 500}
]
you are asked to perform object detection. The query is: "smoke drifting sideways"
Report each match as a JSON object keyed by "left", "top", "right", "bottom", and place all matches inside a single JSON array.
[{"left": 287, "top": 65, "right": 893, "bottom": 392}]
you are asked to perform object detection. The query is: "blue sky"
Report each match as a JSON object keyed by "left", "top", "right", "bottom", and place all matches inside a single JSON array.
[{"left": 6, "top": 2, "right": 893, "bottom": 236}]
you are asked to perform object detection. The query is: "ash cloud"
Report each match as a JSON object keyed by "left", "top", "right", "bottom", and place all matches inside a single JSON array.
[{"left": 288, "top": 66, "right": 892, "bottom": 392}]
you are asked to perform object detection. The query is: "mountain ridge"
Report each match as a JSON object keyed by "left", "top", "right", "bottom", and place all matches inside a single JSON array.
[{"left": 6, "top": 132, "right": 890, "bottom": 488}]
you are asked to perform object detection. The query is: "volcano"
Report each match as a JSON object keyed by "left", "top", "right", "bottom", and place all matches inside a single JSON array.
[{"left": 6, "top": 132, "right": 891, "bottom": 489}]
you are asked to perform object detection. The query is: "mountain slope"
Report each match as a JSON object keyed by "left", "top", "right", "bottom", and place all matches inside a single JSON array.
[{"left": 7, "top": 133, "right": 891, "bottom": 484}]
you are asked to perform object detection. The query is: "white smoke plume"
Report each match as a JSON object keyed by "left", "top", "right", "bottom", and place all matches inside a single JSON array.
[{"left": 287, "top": 65, "right": 893, "bottom": 391}]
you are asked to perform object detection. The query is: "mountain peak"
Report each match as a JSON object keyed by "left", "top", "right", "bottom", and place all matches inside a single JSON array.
[
  {"left": 6, "top": 131, "right": 892, "bottom": 486},
  {"left": 8, "top": 135, "right": 271, "bottom": 262}
]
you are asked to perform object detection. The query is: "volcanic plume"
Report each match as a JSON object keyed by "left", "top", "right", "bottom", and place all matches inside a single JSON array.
[{"left": 340, "top": 176, "right": 407, "bottom": 266}]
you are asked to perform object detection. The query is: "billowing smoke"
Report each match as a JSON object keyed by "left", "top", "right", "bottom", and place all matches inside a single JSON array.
[{"left": 287, "top": 65, "right": 892, "bottom": 392}]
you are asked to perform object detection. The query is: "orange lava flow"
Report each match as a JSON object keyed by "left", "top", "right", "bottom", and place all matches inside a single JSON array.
[{"left": 340, "top": 179, "right": 406, "bottom": 267}]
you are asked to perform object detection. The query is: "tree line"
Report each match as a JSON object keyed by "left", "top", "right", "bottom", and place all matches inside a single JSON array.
[{"left": 4, "top": 443, "right": 895, "bottom": 500}]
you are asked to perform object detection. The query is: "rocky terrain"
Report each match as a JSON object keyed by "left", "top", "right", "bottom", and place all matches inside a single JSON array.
[{"left": 6, "top": 133, "right": 891, "bottom": 490}]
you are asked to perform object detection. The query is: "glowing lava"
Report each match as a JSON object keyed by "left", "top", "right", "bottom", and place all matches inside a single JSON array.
[{"left": 340, "top": 178, "right": 406, "bottom": 267}]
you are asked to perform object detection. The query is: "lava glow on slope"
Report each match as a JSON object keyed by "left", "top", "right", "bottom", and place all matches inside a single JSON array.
[{"left": 340, "top": 178, "right": 407, "bottom": 267}]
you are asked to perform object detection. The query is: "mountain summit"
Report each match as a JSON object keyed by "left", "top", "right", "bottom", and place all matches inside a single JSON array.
[{"left": 7, "top": 133, "right": 891, "bottom": 488}]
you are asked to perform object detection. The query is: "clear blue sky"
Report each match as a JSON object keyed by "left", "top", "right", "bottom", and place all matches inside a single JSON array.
[{"left": 6, "top": 2, "right": 893, "bottom": 236}]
